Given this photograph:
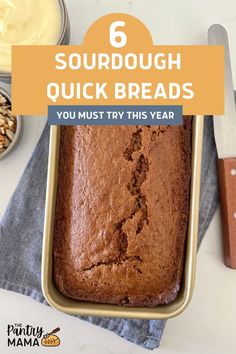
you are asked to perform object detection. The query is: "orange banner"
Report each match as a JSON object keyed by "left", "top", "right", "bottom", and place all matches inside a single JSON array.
[{"left": 12, "top": 13, "right": 224, "bottom": 115}]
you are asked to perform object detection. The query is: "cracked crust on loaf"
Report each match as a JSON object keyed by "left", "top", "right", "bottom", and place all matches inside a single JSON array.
[{"left": 53, "top": 119, "right": 192, "bottom": 307}]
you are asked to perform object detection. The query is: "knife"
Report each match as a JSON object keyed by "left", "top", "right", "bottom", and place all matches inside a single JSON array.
[{"left": 208, "top": 24, "right": 236, "bottom": 269}]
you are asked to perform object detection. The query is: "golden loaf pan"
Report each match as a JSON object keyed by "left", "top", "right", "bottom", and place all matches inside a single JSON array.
[{"left": 42, "top": 116, "right": 204, "bottom": 320}]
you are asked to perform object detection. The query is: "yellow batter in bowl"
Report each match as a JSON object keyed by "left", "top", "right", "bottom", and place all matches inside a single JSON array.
[{"left": 0, "top": 0, "right": 62, "bottom": 72}]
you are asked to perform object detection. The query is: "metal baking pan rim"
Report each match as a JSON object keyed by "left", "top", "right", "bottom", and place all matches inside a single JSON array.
[{"left": 42, "top": 116, "right": 204, "bottom": 320}]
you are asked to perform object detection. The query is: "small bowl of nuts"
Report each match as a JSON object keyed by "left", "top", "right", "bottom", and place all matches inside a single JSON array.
[{"left": 0, "top": 87, "right": 22, "bottom": 160}]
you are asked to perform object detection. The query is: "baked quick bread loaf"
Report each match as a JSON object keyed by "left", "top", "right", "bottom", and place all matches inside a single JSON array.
[{"left": 53, "top": 118, "right": 192, "bottom": 307}]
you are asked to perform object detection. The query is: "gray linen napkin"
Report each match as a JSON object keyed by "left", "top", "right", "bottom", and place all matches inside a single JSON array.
[{"left": 0, "top": 117, "right": 218, "bottom": 350}]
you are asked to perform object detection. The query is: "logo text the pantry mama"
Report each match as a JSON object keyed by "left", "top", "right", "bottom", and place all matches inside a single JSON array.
[{"left": 7, "top": 323, "right": 61, "bottom": 347}]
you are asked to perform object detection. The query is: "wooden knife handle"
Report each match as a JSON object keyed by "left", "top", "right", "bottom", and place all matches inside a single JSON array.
[{"left": 218, "top": 158, "right": 236, "bottom": 269}]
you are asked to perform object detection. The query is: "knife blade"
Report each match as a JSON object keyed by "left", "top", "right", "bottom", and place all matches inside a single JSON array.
[
  {"left": 208, "top": 24, "right": 236, "bottom": 269},
  {"left": 208, "top": 24, "right": 236, "bottom": 158}
]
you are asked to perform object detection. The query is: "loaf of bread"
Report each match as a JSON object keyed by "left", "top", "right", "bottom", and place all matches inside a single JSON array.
[{"left": 53, "top": 118, "right": 192, "bottom": 307}]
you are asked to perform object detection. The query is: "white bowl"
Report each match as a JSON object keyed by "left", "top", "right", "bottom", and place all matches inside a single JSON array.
[{"left": 0, "top": 0, "right": 71, "bottom": 83}]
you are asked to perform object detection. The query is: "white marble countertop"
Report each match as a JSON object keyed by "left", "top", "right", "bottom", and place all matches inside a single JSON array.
[{"left": 0, "top": 0, "right": 236, "bottom": 353}]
